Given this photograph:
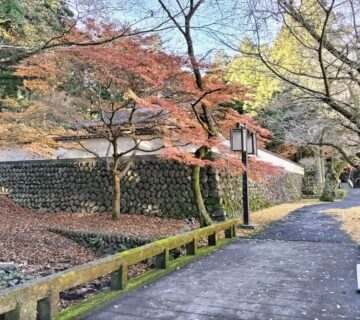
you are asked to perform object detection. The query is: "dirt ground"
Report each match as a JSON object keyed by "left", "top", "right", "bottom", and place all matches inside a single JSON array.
[
  {"left": 0, "top": 196, "right": 189, "bottom": 277},
  {"left": 0, "top": 194, "right": 320, "bottom": 288}
]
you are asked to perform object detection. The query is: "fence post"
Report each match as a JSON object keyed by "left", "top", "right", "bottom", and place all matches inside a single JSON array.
[
  {"left": 225, "top": 224, "right": 236, "bottom": 239},
  {"left": 208, "top": 232, "right": 217, "bottom": 246},
  {"left": 225, "top": 227, "right": 232, "bottom": 239},
  {"left": 155, "top": 249, "right": 169, "bottom": 269},
  {"left": 5, "top": 301, "right": 37, "bottom": 320},
  {"left": 186, "top": 237, "right": 197, "bottom": 256},
  {"left": 111, "top": 264, "right": 128, "bottom": 290},
  {"left": 37, "top": 290, "right": 59, "bottom": 320}
]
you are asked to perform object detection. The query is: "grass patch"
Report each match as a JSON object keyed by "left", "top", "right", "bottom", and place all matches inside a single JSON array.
[
  {"left": 336, "top": 188, "right": 349, "bottom": 199},
  {"left": 321, "top": 206, "right": 360, "bottom": 244}
]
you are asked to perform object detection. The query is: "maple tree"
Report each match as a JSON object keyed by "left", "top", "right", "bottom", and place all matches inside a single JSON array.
[
  {"left": 155, "top": 0, "right": 281, "bottom": 226},
  {"left": 15, "top": 19, "right": 279, "bottom": 224},
  {"left": 16, "top": 27, "right": 191, "bottom": 220}
]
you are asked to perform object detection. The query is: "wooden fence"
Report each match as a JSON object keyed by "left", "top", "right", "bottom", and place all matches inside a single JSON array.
[{"left": 0, "top": 219, "right": 238, "bottom": 320}]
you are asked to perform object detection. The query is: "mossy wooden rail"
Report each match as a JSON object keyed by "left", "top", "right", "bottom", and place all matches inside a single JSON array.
[{"left": 0, "top": 219, "right": 238, "bottom": 320}]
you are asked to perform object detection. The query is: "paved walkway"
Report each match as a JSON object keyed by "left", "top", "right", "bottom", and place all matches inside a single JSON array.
[{"left": 86, "top": 189, "right": 360, "bottom": 320}]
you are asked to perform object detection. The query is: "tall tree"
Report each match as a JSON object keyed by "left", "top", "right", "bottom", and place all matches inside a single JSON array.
[
  {"left": 156, "top": 0, "right": 276, "bottom": 226},
  {"left": 226, "top": 38, "right": 281, "bottom": 112},
  {"left": 243, "top": 0, "right": 360, "bottom": 168}
]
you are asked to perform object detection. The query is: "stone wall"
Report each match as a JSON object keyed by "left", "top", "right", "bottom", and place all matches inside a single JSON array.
[
  {"left": 49, "top": 228, "right": 150, "bottom": 256},
  {"left": 0, "top": 156, "right": 303, "bottom": 220},
  {"left": 219, "top": 172, "right": 303, "bottom": 219}
]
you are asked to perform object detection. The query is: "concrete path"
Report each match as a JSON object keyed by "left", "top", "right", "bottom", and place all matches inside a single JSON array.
[{"left": 86, "top": 189, "right": 360, "bottom": 320}]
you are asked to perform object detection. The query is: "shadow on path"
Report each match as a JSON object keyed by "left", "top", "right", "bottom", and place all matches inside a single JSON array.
[{"left": 85, "top": 189, "right": 360, "bottom": 320}]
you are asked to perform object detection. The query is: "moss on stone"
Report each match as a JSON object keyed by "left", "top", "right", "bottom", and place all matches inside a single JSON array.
[
  {"left": 221, "top": 189, "right": 241, "bottom": 219},
  {"left": 249, "top": 193, "right": 272, "bottom": 212},
  {"left": 59, "top": 291, "right": 120, "bottom": 320},
  {"left": 205, "top": 197, "right": 218, "bottom": 206},
  {"left": 335, "top": 188, "right": 348, "bottom": 199}
]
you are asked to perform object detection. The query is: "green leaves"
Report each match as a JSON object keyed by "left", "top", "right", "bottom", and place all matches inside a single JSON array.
[
  {"left": 0, "top": 0, "right": 24, "bottom": 22},
  {"left": 226, "top": 38, "right": 281, "bottom": 113}
]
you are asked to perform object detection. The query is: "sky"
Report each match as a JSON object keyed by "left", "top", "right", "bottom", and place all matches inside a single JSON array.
[
  {"left": 73, "top": 0, "right": 281, "bottom": 61},
  {"left": 104, "top": 0, "right": 268, "bottom": 58}
]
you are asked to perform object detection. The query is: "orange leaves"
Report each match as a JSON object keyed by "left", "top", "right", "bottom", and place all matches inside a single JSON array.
[
  {"left": 218, "top": 108, "right": 272, "bottom": 147},
  {"left": 160, "top": 147, "right": 246, "bottom": 174},
  {"left": 199, "top": 77, "right": 247, "bottom": 108},
  {"left": 0, "top": 94, "right": 79, "bottom": 156},
  {"left": 249, "top": 157, "right": 282, "bottom": 181},
  {"left": 61, "top": 37, "right": 183, "bottom": 90},
  {"left": 15, "top": 52, "right": 66, "bottom": 92},
  {"left": 11, "top": 22, "right": 281, "bottom": 181}
]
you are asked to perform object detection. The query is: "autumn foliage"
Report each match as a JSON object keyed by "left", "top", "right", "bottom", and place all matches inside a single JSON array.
[
  {"left": 15, "top": 23, "right": 280, "bottom": 173},
  {"left": 13, "top": 23, "right": 281, "bottom": 222}
]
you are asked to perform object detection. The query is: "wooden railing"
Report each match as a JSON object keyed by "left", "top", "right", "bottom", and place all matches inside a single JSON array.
[{"left": 0, "top": 219, "right": 238, "bottom": 320}]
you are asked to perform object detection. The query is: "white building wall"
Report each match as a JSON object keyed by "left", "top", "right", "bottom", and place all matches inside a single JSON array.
[
  {"left": 257, "top": 149, "right": 304, "bottom": 175},
  {"left": 0, "top": 148, "right": 45, "bottom": 162},
  {"left": 1, "top": 137, "right": 304, "bottom": 175}
]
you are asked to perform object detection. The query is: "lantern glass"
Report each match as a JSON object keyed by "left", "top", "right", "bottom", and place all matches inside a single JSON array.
[
  {"left": 231, "top": 126, "right": 258, "bottom": 154},
  {"left": 247, "top": 132, "right": 258, "bottom": 155},
  {"left": 253, "top": 134, "right": 258, "bottom": 155},
  {"left": 230, "top": 128, "right": 244, "bottom": 151},
  {"left": 247, "top": 133, "right": 254, "bottom": 154}
]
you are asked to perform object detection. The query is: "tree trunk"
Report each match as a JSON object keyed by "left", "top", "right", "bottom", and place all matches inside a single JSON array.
[
  {"left": 112, "top": 169, "right": 121, "bottom": 220},
  {"left": 320, "top": 159, "right": 336, "bottom": 202},
  {"left": 192, "top": 147, "right": 213, "bottom": 227},
  {"left": 317, "top": 147, "right": 325, "bottom": 192}
]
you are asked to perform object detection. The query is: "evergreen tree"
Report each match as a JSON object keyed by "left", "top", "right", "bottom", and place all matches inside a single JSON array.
[{"left": 0, "top": 0, "right": 73, "bottom": 109}]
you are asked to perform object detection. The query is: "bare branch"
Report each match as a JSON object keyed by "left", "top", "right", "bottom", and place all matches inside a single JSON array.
[{"left": 308, "top": 141, "right": 359, "bottom": 168}]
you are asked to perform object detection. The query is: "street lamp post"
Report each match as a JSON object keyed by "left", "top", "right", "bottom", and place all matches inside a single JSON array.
[{"left": 230, "top": 123, "right": 258, "bottom": 229}]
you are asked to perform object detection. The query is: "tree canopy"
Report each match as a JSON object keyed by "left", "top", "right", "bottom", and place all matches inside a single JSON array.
[{"left": 0, "top": 0, "right": 73, "bottom": 46}]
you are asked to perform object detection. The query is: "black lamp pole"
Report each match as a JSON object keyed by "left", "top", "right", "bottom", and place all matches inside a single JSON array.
[
  {"left": 231, "top": 123, "right": 256, "bottom": 229},
  {"left": 242, "top": 136, "right": 250, "bottom": 226}
]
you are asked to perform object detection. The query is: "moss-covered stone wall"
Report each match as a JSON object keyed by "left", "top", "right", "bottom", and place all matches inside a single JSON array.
[
  {"left": 0, "top": 156, "right": 303, "bottom": 220},
  {"left": 49, "top": 228, "right": 150, "bottom": 256},
  {"left": 218, "top": 171, "right": 303, "bottom": 219}
]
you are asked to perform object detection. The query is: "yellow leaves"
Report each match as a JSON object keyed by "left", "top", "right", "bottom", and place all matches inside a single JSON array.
[
  {"left": 0, "top": 96, "right": 73, "bottom": 157},
  {"left": 226, "top": 20, "right": 318, "bottom": 111},
  {"left": 15, "top": 53, "right": 64, "bottom": 92},
  {"left": 21, "top": 23, "right": 38, "bottom": 45},
  {"left": 0, "top": 18, "right": 18, "bottom": 43},
  {"left": 271, "top": 26, "right": 312, "bottom": 74},
  {"left": 322, "top": 207, "right": 360, "bottom": 244},
  {"left": 23, "top": 79, "right": 51, "bottom": 92},
  {"left": 0, "top": 117, "right": 65, "bottom": 158},
  {"left": 226, "top": 48, "right": 280, "bottom": 110},
  {"left": 125, "top": 89, "right": 138, "bottom": 101},
  {"left": 0, "top": 97, "right": 20, "bottom": 111}
]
